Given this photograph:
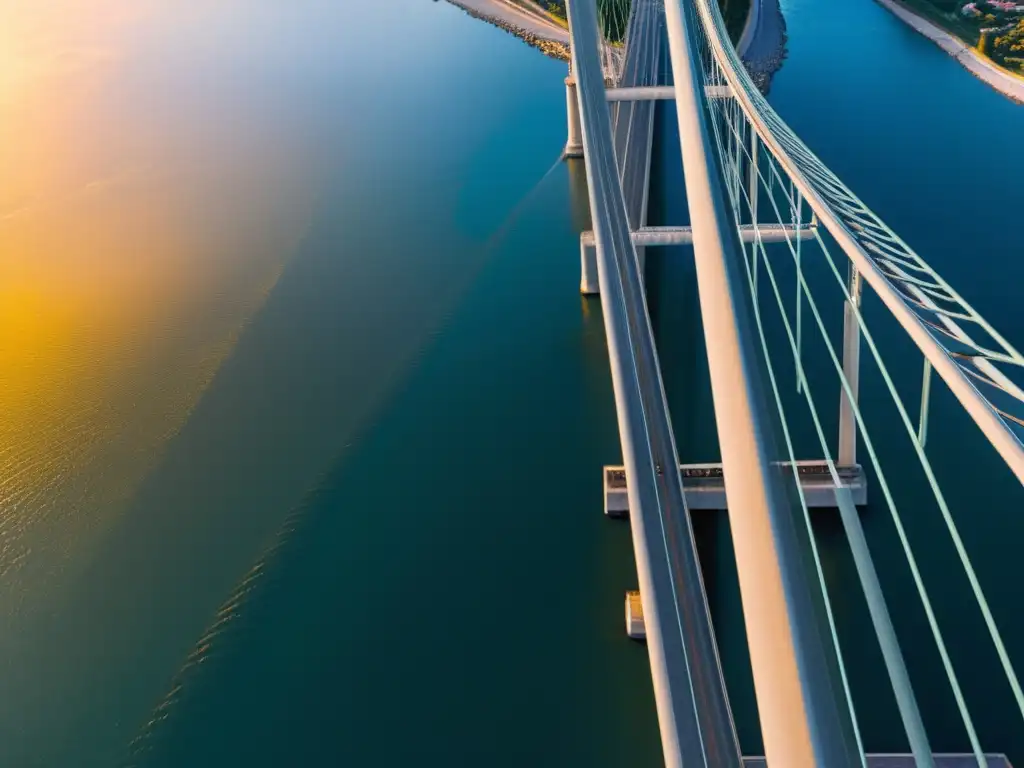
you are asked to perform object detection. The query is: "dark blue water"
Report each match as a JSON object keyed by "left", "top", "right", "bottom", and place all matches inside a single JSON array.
[
  {"left": 1, "top": 0, "right": 1022, "bottom": 764},
  {"left": 0, "top": 1, "right": 665, "bottom": 764}
]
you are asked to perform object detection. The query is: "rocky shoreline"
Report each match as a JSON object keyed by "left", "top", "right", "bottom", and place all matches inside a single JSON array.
[
  {"left": 743, "top": 33, "right": 788, "bottom": 94},
  {"left": 738, "top": 0, "right": 790, "bottom": 94},
  {"left": 446, "top": 0, "right": 571, "bottom": 61},
  {"left": 446, "top": 0, "right": 787, "bottom": 93}
]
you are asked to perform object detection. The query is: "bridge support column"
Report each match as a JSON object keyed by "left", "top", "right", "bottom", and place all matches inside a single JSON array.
[
  {"left": 580, "top": 242, "right": 644, "bottom": 294},
  {"left": 580, "top": 242, "right": 599, "bottom": 294},
  {"left": 749, "top": 132, "right": 759, "bottom": 224},
  {"left": 564, "top": 75, "right": 584, "bottom": 159},
  {"left": 839, "top": 266, "right": 863, "bottom": 466}
]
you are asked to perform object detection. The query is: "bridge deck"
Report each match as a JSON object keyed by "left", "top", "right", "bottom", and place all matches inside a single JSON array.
[
  {"left": 609, "top": 0, "right": 660, "bottom": 230},
  {"left": 568, "top": 0, "right": 743, "bottom": 761},
  {"left": 604, "top": 460, "right": 867, "bottom": 514},
  {"left": 742, "top": 758, "right": 1012, "bottom": 768}
]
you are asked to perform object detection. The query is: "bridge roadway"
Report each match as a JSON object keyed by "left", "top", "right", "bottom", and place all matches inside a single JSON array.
[
  {"left": 609, "top": 0, "right": 662, "bottom": 230},
  {"left": 566, "top": 0, "right": 742, "bottom": 765}
]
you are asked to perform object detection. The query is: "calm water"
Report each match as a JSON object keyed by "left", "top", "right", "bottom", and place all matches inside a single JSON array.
[{"left": 1, "top": 0, "right": 1021, "bottom": 764}]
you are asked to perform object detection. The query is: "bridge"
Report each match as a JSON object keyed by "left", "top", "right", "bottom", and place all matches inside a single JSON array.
[{"left": 559, "top": 0, "right": 1024, "bottom": 765}]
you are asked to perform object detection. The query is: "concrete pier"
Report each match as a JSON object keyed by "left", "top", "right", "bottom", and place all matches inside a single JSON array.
[
  {"left": 580, "top": 237, "right": 599, "bottom": 294},
  {"left": 564, "top": 76, "right": 584, "bottom": 159},
  {"left": 604, "top": 461, "right": 867, "bottom": 516},
  {"left": 625, "top": 591, "right": 645, "bottom": 639},
  {"left": 744, "top": 757, "right": 1010, "bottom": 768},
  {"left": 839, "top": 268, "right": 863, "bottom": 466}
]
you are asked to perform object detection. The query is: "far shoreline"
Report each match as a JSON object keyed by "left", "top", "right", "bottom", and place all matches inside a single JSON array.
[
  {"left": 447, "top": 0, "right": 791, "bottom": 92},
  {"left": 445, "top": 0, "right": 570, "bottom": 61},
  {"left": 738, "top": 0, "right": 788, "bottom": 91},
  {"left": 874, "top": 0, "right": 1024, "bottom": 104}
]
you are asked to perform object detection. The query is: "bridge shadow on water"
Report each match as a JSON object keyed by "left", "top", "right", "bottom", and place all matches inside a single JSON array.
[{"left": 107, "top": 146, "right": 672, "bottom": 765}]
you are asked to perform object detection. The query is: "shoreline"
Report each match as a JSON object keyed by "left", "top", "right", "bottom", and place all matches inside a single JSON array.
[
  {"left": 874, "top": 0, "right": 1024, "bottom": 104},
  {"left": 445, "top": 0, "right": 571, "bottom": 61},
  {"left": 448, "top": 0, "right": 789, "bottom": 93},
  {"left": 738, "top": 0, "right": 789, "bottom": 92}
]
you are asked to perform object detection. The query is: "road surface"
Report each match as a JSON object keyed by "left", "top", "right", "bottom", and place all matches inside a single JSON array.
[{"left": 567, "top": 0, "right": 744, "bottom": 763}]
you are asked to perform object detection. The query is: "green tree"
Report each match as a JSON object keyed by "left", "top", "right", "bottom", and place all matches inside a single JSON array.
[{"left": 991, "top": 18, "right": 1024, "bottom": 60}]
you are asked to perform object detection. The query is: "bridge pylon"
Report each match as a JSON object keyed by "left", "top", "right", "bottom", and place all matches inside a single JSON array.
[
  {"left": 564, "top": 72, "right": 584, "bottom": 159},
  {"left": 839, "top": 266, "right": 863, "bottom": 466}
]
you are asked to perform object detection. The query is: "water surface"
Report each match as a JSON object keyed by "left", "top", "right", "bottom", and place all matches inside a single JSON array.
[
  {"left": 1, "top": 1, "right": 660, "bottom": 764},
  {"left": 3, "top": 0, "right": 1023, "bottom": 764}
]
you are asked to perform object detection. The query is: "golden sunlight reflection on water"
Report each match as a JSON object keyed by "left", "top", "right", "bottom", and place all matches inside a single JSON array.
[{"left": 0, "top": 0, "right": 319, "bottom": 612}]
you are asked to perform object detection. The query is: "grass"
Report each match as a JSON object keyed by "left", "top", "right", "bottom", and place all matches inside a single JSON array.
[{"left": 881, "top": 0, "right": 1024, "bottom": 82}]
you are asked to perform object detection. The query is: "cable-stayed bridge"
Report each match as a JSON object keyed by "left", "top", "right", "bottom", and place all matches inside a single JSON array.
[{"left": 561, "top": 0, "right": 1024, "bottom": 765}]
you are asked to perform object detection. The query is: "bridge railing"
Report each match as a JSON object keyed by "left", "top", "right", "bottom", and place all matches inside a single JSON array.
[
  {"left": 683, "top": 0, "right": 1024, "bottom": 761},
  {"left": 690, "top": 0, "right": 1024, "bottom": 481},
  {"left": 598, "top": 0, "right": 632, "bottom": 81}
]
